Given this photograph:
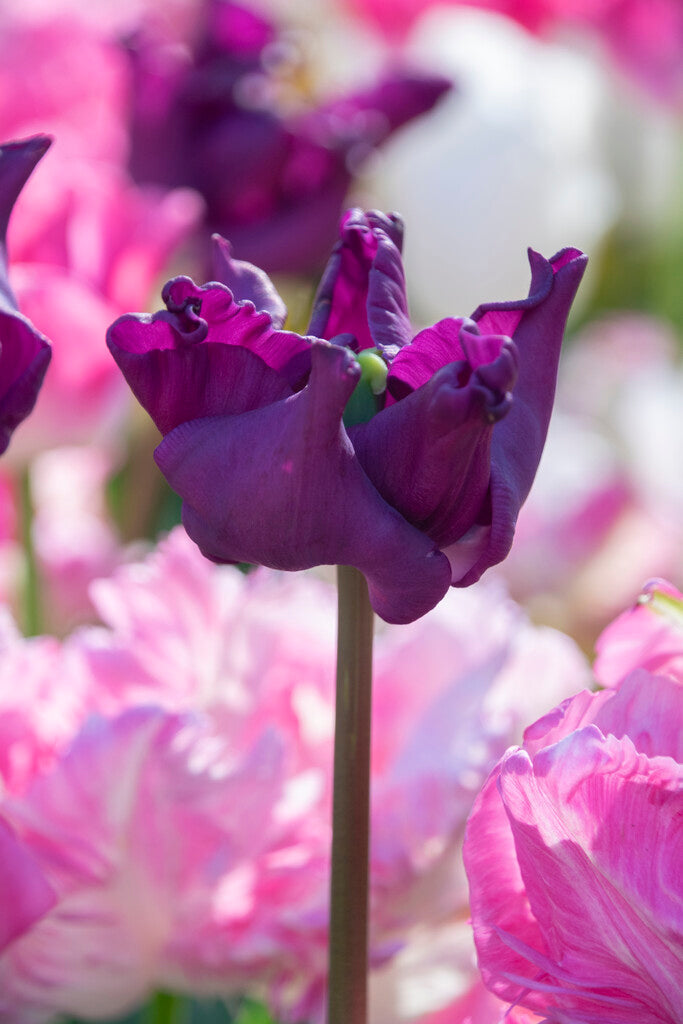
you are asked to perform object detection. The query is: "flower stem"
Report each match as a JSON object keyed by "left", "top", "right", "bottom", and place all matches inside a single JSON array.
[
  {"left": 327, "top": 565, "right": 374, "bottom": 1024},
  {"left": 19, "top": 467, "right": 42, "bottom": 636}
]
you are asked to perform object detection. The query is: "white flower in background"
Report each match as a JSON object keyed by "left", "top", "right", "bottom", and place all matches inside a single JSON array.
[{"left": 362, "top": 7, "right": 617, "bottom": 320}]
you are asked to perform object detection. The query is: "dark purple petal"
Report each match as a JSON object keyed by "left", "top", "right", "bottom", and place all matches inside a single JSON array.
[
  {"left": 108, "top": 335, "right": 292, "bottom": 436},
  {"left": 216, "top": 164, "right": 349, "bottom": 274},
  {"left": 129, "top": 0, "right": 452, "bottom": 276},
  {"left": 107, "top": 278, "right": 313, "bottom": 432},
  {"left": 0, "top": 135, "right": 52, "bottom": 311},
  {"left": 350, "top": 341, "right": 516, "bottom": 550},
  {"left": 313, "top": 68, "right": 452, "bottom": 145},
  {"left": 0, "top": 311, "right": 52, "bottom": 455},
  {"left": 0, "top": 136, "right": 52, "bottom": 454},
  {"left": 210, "top": 234, "right": 287, "bottom": 328},
  {"left": 456, "top": 247, "right": 588, "bottom": 586},
  {"left": 309, "top": 208, "right": 412, "bottom": 357},
  {"left": 155, "top": 340, "right": 451, "bottom": 624}
]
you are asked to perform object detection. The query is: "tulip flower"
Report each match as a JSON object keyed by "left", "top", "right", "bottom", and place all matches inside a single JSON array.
[
  {"left": 0, "top": 137, "right": 52, "bottom": 455},
  {"left": 108, "top": 210, "right": 586, "bottom": 624},
  {"left": 594, "top": 578, "right": 683, "bottom": 688},
  {"left": 464, "top": 669, "right": 683, "bottom": 1023},
  {"left": 126, "top": 0, "right": 452, "bottom": 273},
  {"left": 0, "top": 527, "right": 587, "bottom": 1021}
]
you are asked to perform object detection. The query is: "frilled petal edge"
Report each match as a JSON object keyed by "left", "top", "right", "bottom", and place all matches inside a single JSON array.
[
  {"left": 106, "top": 333, "right": 293, "bottom": 436},
  {"left": 211, "top": 234, "right": 287, "bottom": 329},
  {"left": 456, "top": 247, "right": 587, "bottom": 586}
]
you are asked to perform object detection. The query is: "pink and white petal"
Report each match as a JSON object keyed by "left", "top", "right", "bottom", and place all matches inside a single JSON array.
[
  {"left": 463, "top": 763, "right": 548, "bottom": 1011},
  {"left": 499, "top": 730, "right": 683, "bottom": 1020},
  {"left": 594, "top": 579, "right": 683, "bottom": 688},
  {"left": 0, "top": 817, "right": 55, "bottom": 953}
]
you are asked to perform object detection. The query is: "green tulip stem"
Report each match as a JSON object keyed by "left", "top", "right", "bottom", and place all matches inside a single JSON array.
[
  {"left": 20, "top": 467, "right": 42, "bottom": 637},
  {"left": 327, "top": 565, "right": 375, "bottom": 1024}
]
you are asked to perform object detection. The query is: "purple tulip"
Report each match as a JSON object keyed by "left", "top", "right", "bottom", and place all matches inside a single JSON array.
[
  {"left": 107, "top": 211, "right": 586, "bottom": 624},
  {"left": 126, "top": 0, "right": 451, "bottom": 274},
  {"left": 0, "top": 137, "right": 52, "bottom": 456}
]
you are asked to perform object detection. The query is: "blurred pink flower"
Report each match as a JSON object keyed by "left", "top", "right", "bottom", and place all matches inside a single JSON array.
[
  {"left": 0, "top": 528, "right": 588, "bottom": 1020},
  {"left": 0, "top": 12, "right": 202, "bottom": 455},
  {"left": 30, "top": 446, "right": 125, "bottom": 632},
  {"left": 594, "top": 579, "right": 683, "bottom": 688},
  {"left": 464, "top": 666, "right": 683, "bottom": 1022},
  {"left": 0, "top": 15, "right": 129, "bottom": 162},
  {"left": 0, "top": 815, "right": 55, "bottom": 954},
  {"left": 418, "top": 972, "right": 541, "bottom": 1023},
  {"left": 498, "top": 314, "right": 683, "bottom": 644},
  {"left": 0, "top": 706, "right": 324, "bottom": 1021},
  {"left": 9, "top": 154, "right": 202, "bottom": 313},
  {"left": 0, "top": 611, "right": 91, "bottom": 796},
  {"left": 6, "top": 151, "right": 201, "bottom": 454}
]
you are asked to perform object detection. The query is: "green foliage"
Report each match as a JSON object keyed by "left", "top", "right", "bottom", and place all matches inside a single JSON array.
[{"left": 60, "top": 994, "right": 276, "bottom": 1024}]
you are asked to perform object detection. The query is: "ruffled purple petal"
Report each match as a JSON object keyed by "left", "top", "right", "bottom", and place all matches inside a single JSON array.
[
  {"left": 155, "top": 340, "right": 451, "bottom": 624},
  {"left": 0, "top": 136, "right": 52, "bottom": 454},
  {"left": 350, "top": 338, "right": 516, "bottom": 549},
  {"left": 210, "top": 234, "right": 287, "bottom": 329},
  {"left": 107, "top": 278, "right": 312, "bottom": 433},
  {"left": 387, "top": 317, "right": 516, "bottom": 402},
  {"left": 456, "top": 247, "right": 588, "bottom": 586},
  {"left": 308, "top": 208, "right": 412, "bottom": 356}
]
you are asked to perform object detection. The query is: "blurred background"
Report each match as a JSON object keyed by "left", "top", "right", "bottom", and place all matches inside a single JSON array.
[{"left": 0, "top": 0, "right": 680, "bottom": 1021}]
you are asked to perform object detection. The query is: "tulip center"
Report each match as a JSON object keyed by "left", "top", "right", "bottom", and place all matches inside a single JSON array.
[{"left": 343, "top": 348, "right": 388, "bottom": 428}]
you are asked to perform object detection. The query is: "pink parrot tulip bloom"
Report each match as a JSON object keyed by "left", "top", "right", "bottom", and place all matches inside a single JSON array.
[{"left": 464, "top": 667, "right": 683, "bottom": 1022}]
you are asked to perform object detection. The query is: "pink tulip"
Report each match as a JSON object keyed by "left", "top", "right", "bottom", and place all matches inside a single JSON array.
[
  {"left": 464, "top": 670, "right": 683, "bottom": 1022},
  {"left": 594, "top": 579, "right": 683, "bottom": 688},
  {"left": 0, "top": 15, "right": 129, "bottom": 162},
  {"left": 0, "top": 528, "right": 587, "bottom": 1020},
  {"left": 9, "top": 154, "right": 202, "bottom": 313},
  {"left": 0, "top": 706, "right": 325, "bottom": 1020},
  {"left": 6, "top": 151, "right": 201, "bottom": 453}
]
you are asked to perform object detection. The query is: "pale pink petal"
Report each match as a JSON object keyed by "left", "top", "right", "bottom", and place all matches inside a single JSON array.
[
  {"left": 594, "top": 579, "right": 683, "bottom": 688},
  {"left": 466, "top": 728, "right": 683, "bottom": 1021}
]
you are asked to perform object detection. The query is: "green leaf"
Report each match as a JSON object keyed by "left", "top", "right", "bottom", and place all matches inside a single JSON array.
[{"left": 233, "top": 998, "right": 276, "bottom": 1024}]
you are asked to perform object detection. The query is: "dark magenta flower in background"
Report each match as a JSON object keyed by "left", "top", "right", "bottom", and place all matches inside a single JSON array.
[
  {"left": 126, "top": 0, "right": 451, "bottom": 274},
  {"left": 0, "top": 137, "right": 52, "bottom": 456},
  {"left": 107, "top": 211, "right": 586, "bottom": 624}
]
